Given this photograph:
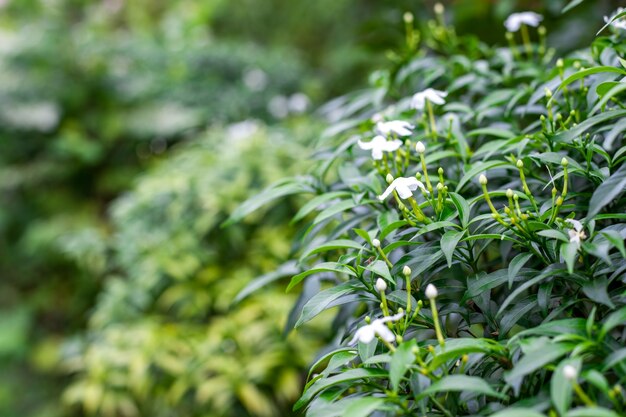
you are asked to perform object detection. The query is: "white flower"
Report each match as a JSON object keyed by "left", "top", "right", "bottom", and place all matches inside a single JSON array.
[
  {"left": 410, "top": 88, "right": 448, "bottom": 110},
  {"left": 604, "top": 8, "right": 626, "bottom": 31},
  {"left": 378, "top": 177, "right": 426, "bottom": 200},
  {"left": 425, "top": 283, "right": 438, "bottom": 299},
  {"left": 504, "top": 12, "right": 543, "bottom": 32},
  {"left": 566, "top": 219, "right": 587, "bottom": 247},
  {"left": 563, "top": 364, "right": 578, "bottom": 380},
  {"left": 375, "top": 278, "right": 387, "bottom": 293},
  {"left": 358, "top": 135, "right": 403, "bottom": 160},
  {"left": 349, "top": 312, "right": 404, "bottom": 344},
  {"left": 372, "top": 238, "right": 381, "bottom": 248},
  {"left": 376, "top": 120, "right": 414, "bottom": 137},
  {"left": 415, "top": 141, "right": 426, "bottom": 154}
]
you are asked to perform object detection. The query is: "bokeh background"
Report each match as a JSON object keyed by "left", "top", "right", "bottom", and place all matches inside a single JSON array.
[{"left": 0, "top": 0, "right": 620, "bottom": 416}]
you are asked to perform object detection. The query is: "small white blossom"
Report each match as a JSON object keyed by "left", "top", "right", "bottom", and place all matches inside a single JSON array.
[
  {"left": 504, "top": 11, "right": 543, "bottom": 32},
  {"left": 372, "top": 239, "right": 381, "bottom": 248},
  {"left": 358, "top": 135, "right": 403, "bottom": 160},
  {"left": 376, "top": 120, "right": 414, "bottom": 137},
  {"left": 243, "top": 68, "right": 268, "bottom": 91},
  {"left": 425, "top": 283, "right": 438, "bottom": 299},
  {"left": 410, "top": 88, "right": 448, "bottom": 110},
  {"left": 349, "top": 312, "right": 404, "bottom": 344},
  {"left": 605, "top": 8, "right": 626, "bottom": 31},
  {"left": 566, "top": 219, "right": 587, "bottom": 247},
  {"left": 375, "top": 278, "right": 387, "bottom": 293},
  {"left": 379, "top": 177, "right": 426, "bottom": 200},
  {"left": 563, "top": 364, "right": 578, "bottom": 380},
  {"left": 288, "top": 93, "right": 310, "bottom": 114}
]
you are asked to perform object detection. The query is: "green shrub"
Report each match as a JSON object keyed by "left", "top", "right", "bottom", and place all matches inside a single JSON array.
[
  {"left": 61, "top": 121, "right": 329, "bottom": 417},
  {"left": 232, "top": 5, "right": 626, "bottom": 416}
]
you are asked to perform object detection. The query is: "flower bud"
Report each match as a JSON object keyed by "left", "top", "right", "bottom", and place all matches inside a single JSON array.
[
  {"left": 556, "top": 58, "right": 564, "bottom": 68},
  {"left": 479, "top": 174, "right": 488, "bottom": 185},
  {"left": 396, "top": 334, "right": 404, "bottom": 344},
  {"left": 425, "top": 283, "right": 438, "bottom": 299},
  {"left": 544, "top": 87, "right": 552, "bottom": 98},
  {"left": 538, "top": 26, "right": 546, "bottom": 36},
  {"left": 438, "top": 167, "right": 444, "bottom": 176},
  {"left": 372, "top": 238, "right": 381, "bottom": 248},
  {"left": 365, "top": 315, "right": 371, "bottom": 324},
  {"left": 412, "top": 346, "right": 420, "bottom": 355},
  {"left": 403, "top": 11, "right": 414, "bottom": 23},
  {"left": 506, "top": 189, "right": 513, "bottom": 198},
  {"left": 415, "top": 172, "right": 422, "bottom": 180},
  {"left": 415, "top": 141, "right": 426, "bottom": 154},
  {"left": 386, "top": 173, "right": 394, "bottom": 184},
  {"left": 561, "top": 157, "right": 568, "bottom": 167},
  {"left": 437, "top": 182, "right": 444, "bottom": 191},
  {"left": 516, "top": 160, "right": 524, "bottom": 169},
  {"left": 403, "top": 265, "right": 412, "bottom": 276},
  {"left": 563, "top": 364, "right": 578, "bottom": 380},
  {"left": 505, "top": 32, "right": 514, "bottom": 40},
  {"left": 375, "top": 278, "right": 387, "bottom": 293},
  {"left": 434, "top": 3, "right": 444, "bottom": 14}
]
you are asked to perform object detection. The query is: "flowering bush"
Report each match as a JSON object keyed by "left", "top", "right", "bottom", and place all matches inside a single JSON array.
[{"left": 231, "top": 5, "right": 626, "bottom": 416}]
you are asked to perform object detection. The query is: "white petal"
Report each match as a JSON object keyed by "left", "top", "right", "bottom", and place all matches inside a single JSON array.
[
  {"left": 378, "top": 182, "right": 397, "bottom": 201},
  {"left": 381, "top": 139, "right": 403, "bottom": 152},
  {"left": 411, "top": 93, "right": 425, "bottom": 110},
  {"left": 395, "top": 184, "right": 412, "bottom": 199},
  {"left": 378, "top": 312, "right": 405, "bottom": 324},
  {"left": 565, "top": 218, "right": 583, "bottom": 232},
  {"left": 358, "top": 326, "right": 376, "bottom": 344},
  {"left": 568, "top": 230, "right": 580, "bottom": 244},
  {"left": 372, "top": 322, "right": 396, "bottom": 342},
  {"left": 371, "top": 148, "right": 383, "bottom": 160},
  {"left": 358, "top": 139, "right": 374, "bottom": 150}
]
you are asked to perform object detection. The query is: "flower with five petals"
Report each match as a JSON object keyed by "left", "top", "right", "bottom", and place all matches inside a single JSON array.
[
  {"left": 358, "top": 135, "right": 403, "bottom": 160},
  {"left": 379, "top": 177, "right": 426, "bottom": 200}
]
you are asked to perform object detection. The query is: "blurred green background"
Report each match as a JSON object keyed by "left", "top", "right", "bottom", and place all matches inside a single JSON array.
[{"left": 0, "top": 0, "right": 619, "bottom": 416}]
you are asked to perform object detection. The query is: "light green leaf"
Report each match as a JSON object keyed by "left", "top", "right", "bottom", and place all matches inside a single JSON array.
[
  {"left": 389, "top": 340, "right": 416, "bottom": 392},
  {"left": 295, "top": 282, "right": 356, "bottom": 328},
  {"left": 415, "top": 375, "right": 506, "bottom": 400},
  {"left": 456, "top": 160, "right": 509, "bottom": 192},
  {"left": 300, "top": 239, "right": 364, "bottom": 260},
  {"left": 440, "top": 230, "right": 465, "bottom": 268},
  {"left": 344, "top": 397, "right": 386, "bottom": 417},
  {"left": 491, "top": 409, "right": 546, "bottom": 417},
  {"left": 508, "top": 253, "right": 533, "bottom": 288},
  {"left": 294, "top": 368, "right": 387, "bottom": 410},
  {"left": 504, "top": 343, "right": 573, "bottom": 384},
  {"left": 287, "top": 262, "right": 356, "bottom": 292},
  {"left": 600, "top": 306, "right": 626, "bottom": 340},
  {"left": 588, "top": 163, "right": 626, "bottom": 218},
  {"left": 365, "top": 260, "right": 392, "bottom": 283}
]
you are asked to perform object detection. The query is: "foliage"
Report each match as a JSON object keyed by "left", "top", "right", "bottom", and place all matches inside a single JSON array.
[
  {"left": 233, "top": 4, "right": 626, "bottom": 416},
  {"left": 61, "top": 121, "right": 328, "bottom": 417}
]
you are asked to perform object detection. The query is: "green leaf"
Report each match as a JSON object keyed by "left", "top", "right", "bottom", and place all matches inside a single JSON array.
[
  {"left": 588, "top": 163, "right": 626, "bottom": 218},
  {"left": 566, "top": 407, "right": 622, "bottom": 417},
  {"left": 449, "top": 192, "right": 470, "bottom": 228},
  {"left": 505, "top": 342, "right": 573, "bottom": 384},
  {"left": 292, "top": 191, "right": 351, "bottom": 223},
  {"left": 560, "top": 241, "right": 579, "bottom": 274},
  {"left": 300, "top": 239, "right": 364, "bottom": 260},
  {"left": 429, "top": 338, "right": 507, "bottom": 369},
  {"left": 554, "top": 109, "right": 626, "bottom": 144},
  {"left": 224, "top": 177, "right": 313, "bottom": 226},
  {"left": 365, "top": 260, "right": 392, "bottom": 283},
  {"left": 294, "top": 368, "right": 387, "bottom": 410},
  {"left": 415, "top": 375, "right": 506, "bottom": 400},
  {"left": 313, "top": 199, "right": 363, "bottom": 226},
  {"left": 440, "top": 230, "right": 465, "bottom": 268},
  {"left": 537, "top": 229, "right": 569, "bottom": 242},
  {"left": 597, "top": 8, "right": 626, "bottom": 34},
  {"left": 491, "top": 409, "right": 547, "bottom": 417},
  {"left": 600, "top": 230, "right": 626, "bottom": 257},
  {"left": 307, "top": 348, "right": 356, "bottom": 380},
  {"left": 552, "top": 357, "right": 581, "bottom": 416},
  {"left": 287, "top": 262, "right": 356, "bottom": 292},
  {"left": 344, "top": 397, "right": 386, "bottom": 417},
  {"left": 295, "top": 282, "right": 356, "bottom": 328},
  {"left": 508, "top": 253, "right": 533, "bottom": 288},
  {"left": 389, "top": 340, "right": 416, "bottom": 392},
  {"left": 553, "top": 67, "right": 626, "bottom": 97},
  {"left": 235, "top": 261, "right": 299, "bottom": 303},
  {"left": 562, "top": 0, "right": 584, "bottom": 13},
  {"left": 600, "top": 306, "right": 626, "bottom": 340},
  {"left": 590, "top": 82, "right": 626, "bottom": 115},
  {"left": 456, "top": 160, "right": 509, "bottom": 192}
]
